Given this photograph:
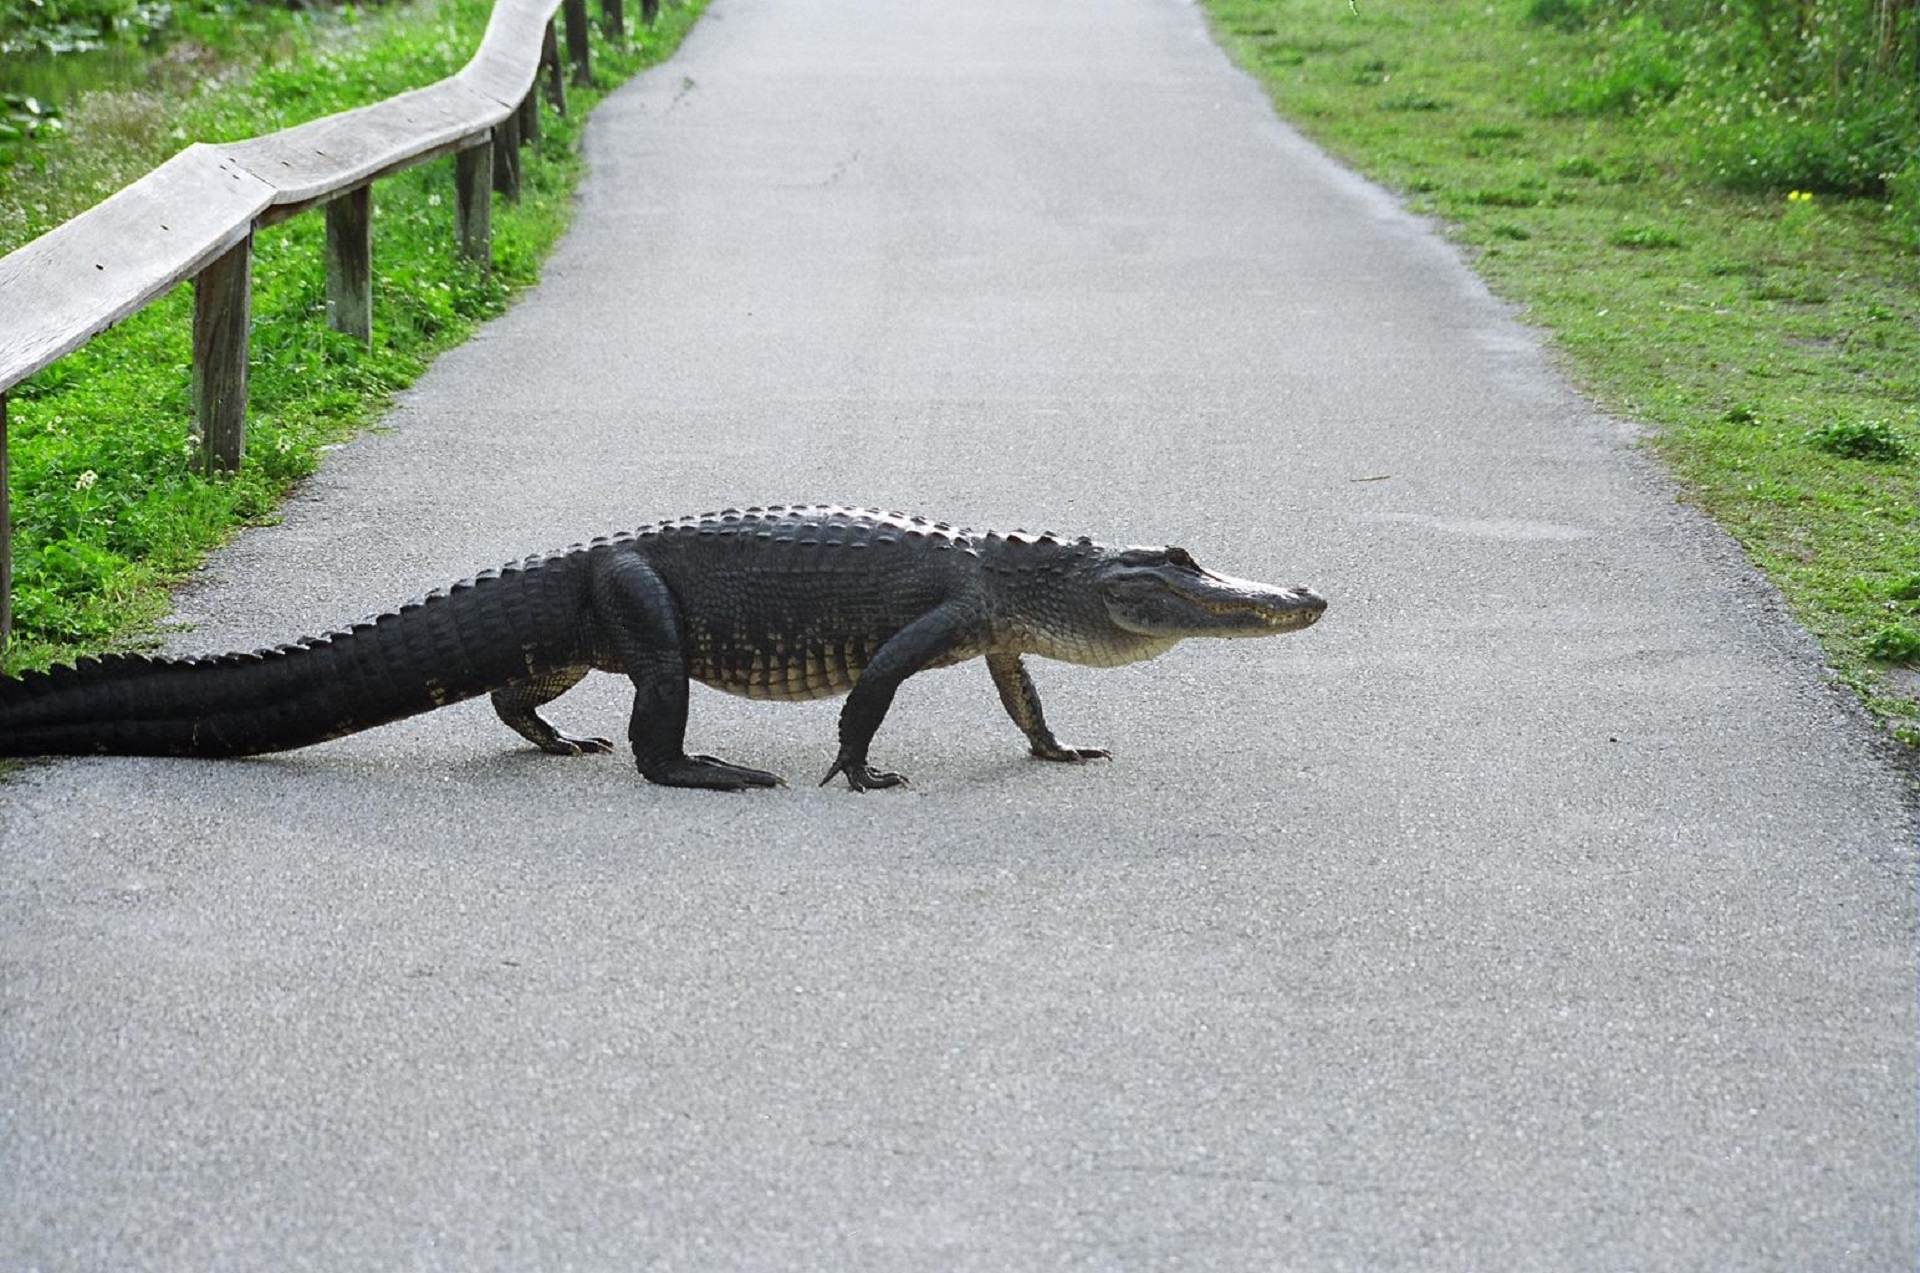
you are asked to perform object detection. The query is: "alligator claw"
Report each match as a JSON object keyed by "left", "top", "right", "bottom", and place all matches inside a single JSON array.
[
  {"left": 642, "top": 755, "right": 784, "bottom": 790},
  {"left": 1031, "top": 743, "right": 1110, "bottom": 763},
  {"left": 820, "top": 756, "right": 909, "bottom": 791},
  {"left": 543, "top": 734, "right": 616, "bottom": 756}
]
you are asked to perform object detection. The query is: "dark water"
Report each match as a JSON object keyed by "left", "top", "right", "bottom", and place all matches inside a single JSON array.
[{"left": 0, "top": 42, "right": 163, "bottom": 105}]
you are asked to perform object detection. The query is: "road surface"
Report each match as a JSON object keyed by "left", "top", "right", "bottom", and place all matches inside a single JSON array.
[{"left": 3, "top": 0, "right": 1914, "bottom": 1267}]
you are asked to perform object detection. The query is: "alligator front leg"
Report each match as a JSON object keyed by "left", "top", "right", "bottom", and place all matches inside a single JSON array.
[
  {"left": 986, "top": 652, "right": 1109, "bottom": 763},
  {"left": 823, "top": 602, "right": 982, "bottom": 791},
  {"left": 591, "top": 552, "right": 781, "bottom": 790},
  {"left": 492, "top": 666, "right": 615, "bottom": 755}
]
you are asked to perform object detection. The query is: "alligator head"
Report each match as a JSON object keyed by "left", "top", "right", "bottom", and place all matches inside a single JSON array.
[
  {"left": 1099, "top": 545, "right": 1327, "bottom": 639},
  {"left": 1000, "top": 540, "right": 1326, "bottom": 669}
]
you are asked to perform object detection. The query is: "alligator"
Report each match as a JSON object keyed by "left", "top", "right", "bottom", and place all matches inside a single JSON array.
[{"left": 0, "top": 505, "right": 1326, "bottom": 790}]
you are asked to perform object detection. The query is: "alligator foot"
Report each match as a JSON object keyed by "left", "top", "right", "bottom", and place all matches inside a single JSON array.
[
  {"left": 538, "top": 733, "right": 616, "bottom": 756},
  {"left": 493, "top": 675, "right": 606, "bottom": 755},
  {"left": 641, "top": 754, "right": 784, "bottom": 790},
  {"left": 1030, "top": 742, "right": 1110, "bottom": 763},
  {"left": 820, "top": 755, "right": 908, "bottom": 792}
]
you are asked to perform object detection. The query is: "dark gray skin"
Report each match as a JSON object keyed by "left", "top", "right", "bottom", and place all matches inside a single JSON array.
[{"left": 0, "top": 506, "right": 1327, "bottom": 790}]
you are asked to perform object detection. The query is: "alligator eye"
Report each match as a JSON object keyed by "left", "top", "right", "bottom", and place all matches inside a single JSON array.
[{"left": 1165, "top": 547, "right": 1198, "bottom": 570}]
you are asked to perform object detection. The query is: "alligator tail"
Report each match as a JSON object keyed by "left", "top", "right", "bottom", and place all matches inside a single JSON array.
[{"left": 0, "top": 550, "right": 592, "bottom": 758}]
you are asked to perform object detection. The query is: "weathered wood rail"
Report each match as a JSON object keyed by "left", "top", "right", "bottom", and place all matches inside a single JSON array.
[{"left": 0, "top": 0, "right": 665, "bottom": 646}]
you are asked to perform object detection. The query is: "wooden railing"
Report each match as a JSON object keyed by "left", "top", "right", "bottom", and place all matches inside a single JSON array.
[{"left": 0, "top": 0, "right": 659, "bottom": 646}]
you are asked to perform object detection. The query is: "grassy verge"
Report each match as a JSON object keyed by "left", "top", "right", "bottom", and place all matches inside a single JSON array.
[
  {"left": 1203, "top": 0, "right": 1920, "bottom": 745},
  {"left": 1, "top": 0, "right": 704, "bottom": 674}
]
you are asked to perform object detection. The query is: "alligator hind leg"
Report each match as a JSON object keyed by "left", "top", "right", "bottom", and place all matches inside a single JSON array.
[
  {"left": 491, "top": 666, "right": 615, "bottom": 755},
  {"left": 591, "top": 552, "right": 781, "bottom": 790},
  {"left": 986, "top": 652, "right": 1109, "bottom": 763}
]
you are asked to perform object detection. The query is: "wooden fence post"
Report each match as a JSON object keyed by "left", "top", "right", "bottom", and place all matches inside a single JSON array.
[
  {"left": 603, "top": 0, "right": 626, "bottom": 42},
  {"left": 1, "top": 391, "right": 9, "bottom": 649},
  {"left": 542, "top": 20, "right": 568, "bottom": 116},
  {"left": 324, "top": 185, "right": 373, "bottom": 347},
  {"left": 455, "top": 139, "right": 494, "bottom": 267},
  {"left": 641, "top": 0, "right": 659, "bottom": 23},
  {"left": 517, "top": 86, "right": 541, "bottom": 147},
  {"left": 563, "top": 0, "right": 592, "bottom": 86},
  {"left": 491, "top": 112, "right": 523, "bottom": 202},
  {"left": 191, "top": 234, "right": 251, "bottom": 474}
]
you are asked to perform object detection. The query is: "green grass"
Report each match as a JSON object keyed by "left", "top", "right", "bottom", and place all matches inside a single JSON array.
[
  {"left": 0, "top": 0, "right": 705, "bottom": 673},
  {"left": 1205, "top": 0, "right": 1920, "bottom": 746}
]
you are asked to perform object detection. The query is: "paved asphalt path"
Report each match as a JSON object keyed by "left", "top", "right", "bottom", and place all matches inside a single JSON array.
[{"left": 5, "top": 0, "right": 1916, "bottom": 1267}]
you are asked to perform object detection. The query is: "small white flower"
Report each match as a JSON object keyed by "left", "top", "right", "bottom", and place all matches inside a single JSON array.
[{"left": 74, "top": 470, "right": 97, "bottom": 492}]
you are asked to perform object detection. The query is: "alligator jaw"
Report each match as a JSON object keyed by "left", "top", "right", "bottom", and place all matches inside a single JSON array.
[
  {"left": 1169, "top": 569, "right": 1327, "bottom": 636},
  {"left": 1098, "top": 547, "right": 1327, "bottom": 640}
]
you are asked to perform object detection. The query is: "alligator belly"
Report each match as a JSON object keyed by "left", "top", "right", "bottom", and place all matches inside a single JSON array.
[{"left": 687, "top": 647, "right": 864, "bottom": 702}]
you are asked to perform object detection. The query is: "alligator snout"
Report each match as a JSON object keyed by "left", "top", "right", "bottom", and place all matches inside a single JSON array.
[{"left": 1274, "top": 586, "right": 1328, "bottom": 630}]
